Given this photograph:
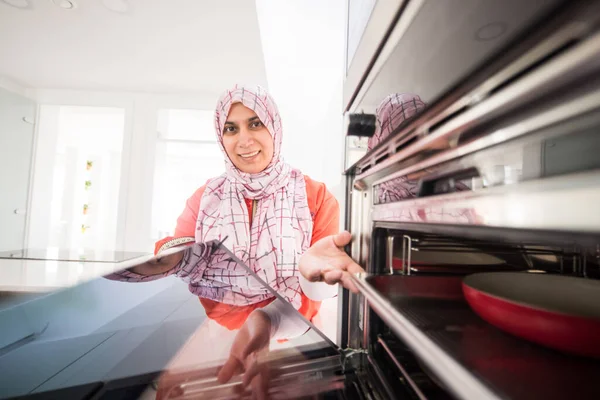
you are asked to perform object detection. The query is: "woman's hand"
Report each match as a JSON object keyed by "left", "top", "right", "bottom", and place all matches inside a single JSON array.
[
  {"left": 217, "top": 310, "right": 272, "bottom": 398},
  {"left": 299, "top": 231, "right": 365, "bottom": 293}
]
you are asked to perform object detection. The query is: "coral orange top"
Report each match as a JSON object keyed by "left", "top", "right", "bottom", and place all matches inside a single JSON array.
[{"left": 169, "top": 175, "right": 339, "bottom": 330}]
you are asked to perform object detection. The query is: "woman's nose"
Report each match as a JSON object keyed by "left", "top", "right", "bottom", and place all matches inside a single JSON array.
[{"left": 237, "top": 127, "right": 254, "bottom": 147}]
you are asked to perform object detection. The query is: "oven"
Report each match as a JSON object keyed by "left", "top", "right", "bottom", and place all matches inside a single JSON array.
[{"left": 340, "top": 0, "right": 600, "bottom": 398}]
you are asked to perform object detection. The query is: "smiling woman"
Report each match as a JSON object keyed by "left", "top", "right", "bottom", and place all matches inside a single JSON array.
[
  {"left": 106, "top": 85, "right": 364, "bottom": 389},
  {"left": 107, "top": 84, "right": 363, "bottom": 342}
]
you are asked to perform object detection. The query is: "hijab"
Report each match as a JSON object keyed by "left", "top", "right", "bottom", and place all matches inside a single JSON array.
[
  {"left": 367, "top": 93, "right": 426, "bottom": 150},
  {"left": 370, "top": 93, "right": 426, "bottom": 203},
  {"left": 192, "top": 85, "right": 312, "bottom": 308}
]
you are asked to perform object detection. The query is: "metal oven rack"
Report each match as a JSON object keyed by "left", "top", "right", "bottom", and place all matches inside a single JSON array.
[
  {"left": 389, "top": 232, "right": 596, "bottom": 278},
  {"left": 354, "top": 274, "right": 600, "bottom": 400}
]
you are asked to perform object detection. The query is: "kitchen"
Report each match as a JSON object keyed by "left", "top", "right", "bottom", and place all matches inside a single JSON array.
[{"left": 2, "top": 0, "right": 600, "bottom": 399}]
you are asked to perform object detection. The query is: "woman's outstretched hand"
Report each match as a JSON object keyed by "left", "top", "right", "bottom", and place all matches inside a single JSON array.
[
  {"left": 299, "top": 231, "right": 365, "bottom": 293},
  {"left": 217, "top": 311, "right": 272, "bottom": 398}
]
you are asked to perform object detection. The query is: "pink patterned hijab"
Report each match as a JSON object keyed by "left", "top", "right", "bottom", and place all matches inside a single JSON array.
[
  {"left": 194, "top": 85, "right": 313, "bottom": 308},
  {"left": 371, "top": 93, "right": 426, "bottom": 203},
  {"left": 368, "top": 93, "right": 426, "bottom": 150}
]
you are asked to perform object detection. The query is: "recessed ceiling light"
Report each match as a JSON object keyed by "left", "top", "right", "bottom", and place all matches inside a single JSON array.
[
  {"left": 1, "top": 0, "right": 30, "bottom": 9},
  {"left": 51, "top": 0, "right": 77, "bottom": 9},
  {"left": 102, "top": 0, "right": 128, "bottom": 13},
  {"left": 475, "top": 22, "right": 508, "bottom": 42}
]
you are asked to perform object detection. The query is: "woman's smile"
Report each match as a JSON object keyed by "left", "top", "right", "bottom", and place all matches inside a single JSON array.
[{"left": 239, "top": 149, "right": 261, "bottom": 159}]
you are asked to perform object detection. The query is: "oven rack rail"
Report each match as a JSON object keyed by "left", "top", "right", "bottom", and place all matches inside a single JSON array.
[{"left": 391, "top": 234, "right": 595, "bottom": 277}]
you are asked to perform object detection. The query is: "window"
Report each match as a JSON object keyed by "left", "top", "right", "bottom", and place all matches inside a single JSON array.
[
  {"left": 151, "top": 109, "right": 224, "bottom": 241},
  {"left": 31, "top": 106, "right": 126, "bottom": 251}
]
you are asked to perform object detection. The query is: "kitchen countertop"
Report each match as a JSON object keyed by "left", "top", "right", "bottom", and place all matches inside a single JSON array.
[{"left": 0, "top": 251, "right": 153, "bottom": 293}]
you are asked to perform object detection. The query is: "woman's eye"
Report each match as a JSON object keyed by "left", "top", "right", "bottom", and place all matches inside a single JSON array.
[
  {"left": 251, "top": 121, "right": 263, "bottom": 129},
  {"left": 223, "top": 126, "right": 236, "bottom": 134}
]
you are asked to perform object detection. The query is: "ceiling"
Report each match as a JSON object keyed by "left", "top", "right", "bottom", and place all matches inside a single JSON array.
[{"left": 0, "top": 0, "right": 268, "bottom": 94}]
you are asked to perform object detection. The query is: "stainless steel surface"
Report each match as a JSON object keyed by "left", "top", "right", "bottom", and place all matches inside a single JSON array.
[
  {"left": 371, "top": 170, "right": 600, "bottom": 231},
  {"left": 343, "top": 0, "right": 405, "bottom": 110},
  {"left": 370, "top": 87, "right": 600, "bottom": 188},
  {"left": 354, "top": 29, "right": 600, "bottom": 183},
  {"left": 350, "top": 0, "right": 566, "bottom": 115},
  {"left": 353, "top": 273, "right": 501, "bottom": 400}
]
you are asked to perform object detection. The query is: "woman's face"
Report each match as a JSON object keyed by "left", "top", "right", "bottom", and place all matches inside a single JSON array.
[{"left": 222, "top": 103, "right": 274, "bottom": 174}]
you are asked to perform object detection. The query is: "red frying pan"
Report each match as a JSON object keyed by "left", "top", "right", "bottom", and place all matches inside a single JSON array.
[{"left": 462, "top": 272, "right": 600, "bottom": 358}]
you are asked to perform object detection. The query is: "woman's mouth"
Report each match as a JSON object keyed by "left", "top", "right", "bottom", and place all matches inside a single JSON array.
[{"left": 239, "top": 150, "right": 261, "bottom": 160}]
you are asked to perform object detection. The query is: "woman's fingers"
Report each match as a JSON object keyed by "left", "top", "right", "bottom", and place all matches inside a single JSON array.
[
  {"left": 340, "top": 271, "right": 360, "bottom": 293},
  {"left": 332, "top": 231, "right": 352, "bottom": 248},
  {"left": 322, "top": 269, "right": 360, "bottom": 293},
  {"left": 322, "top": 268, "right": 343, "bottom": 284},
  {"left": 242, "top": 353, "right": 260, "bottom": 387},
  {"left": 241, "top": 334, "right": 264, "bottom": 360},
  {"left": 217, "top": 355, "right": 241, "bottom": 384},
  {"left": 345, "top": 259, "right": 365, "bottom": 275},
  {"left": 303, "top": 261, "right": 325, "bottom": 282},
  {"left": 243, "top": 353, "right": 270, "bottom": 400},
  {"left": 252, "top": 371, "right": 269, "bottom": 400},
  {"left": 321, "top": 255, "right": 364, "bottom": 286}
]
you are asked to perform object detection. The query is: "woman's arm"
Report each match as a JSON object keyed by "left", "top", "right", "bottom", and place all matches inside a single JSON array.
[
  {"left": 107, "top": 186, "right": 205, "bottom": 280},
  {"left": 255, "top": 298, "right": 309, "bottom": 340}
]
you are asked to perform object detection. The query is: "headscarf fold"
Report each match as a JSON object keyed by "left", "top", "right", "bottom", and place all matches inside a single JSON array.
[
  {"left": 367, "top": 93, "right": 426, "bottom": 150},
  {"left": 370, "top": 93, "right": 426, "bottom": 203},
  {"left": 192, "top": 85, "right": 313, "bottom": 309}
]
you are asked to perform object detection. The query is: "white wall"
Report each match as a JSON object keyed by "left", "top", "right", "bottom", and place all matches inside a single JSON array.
[
  {"left": 255, "top": 0, "right": 347, "bottom": 204},
  {"left": 29, "top": 89, "right": 221, "bottom": 252}
]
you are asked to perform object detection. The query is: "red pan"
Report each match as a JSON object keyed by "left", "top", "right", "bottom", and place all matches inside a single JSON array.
[{"left": 462, "top": 272, "right": 600, "bottom": 358}]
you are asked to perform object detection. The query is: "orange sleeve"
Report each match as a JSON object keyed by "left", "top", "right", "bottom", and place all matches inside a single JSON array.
[
  {"left": 173, "top": 185, "right": 206, "bottom": 238},
  {"left": 304, "top": 176, "right": 340, "bottom": 245}
]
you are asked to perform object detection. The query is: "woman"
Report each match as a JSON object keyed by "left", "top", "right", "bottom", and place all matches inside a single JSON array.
[{"left": 108, "top": 84, "right": 362, "bottom": 384}]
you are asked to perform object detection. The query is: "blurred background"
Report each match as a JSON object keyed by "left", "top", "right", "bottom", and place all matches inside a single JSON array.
[{"left": 0, "top": 0, "right": 347, "bottom": 254}]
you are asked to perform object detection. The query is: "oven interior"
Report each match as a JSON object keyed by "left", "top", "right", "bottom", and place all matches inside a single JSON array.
[{"left": 361, "top": 226, "right": 600, "bottom": 400}]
